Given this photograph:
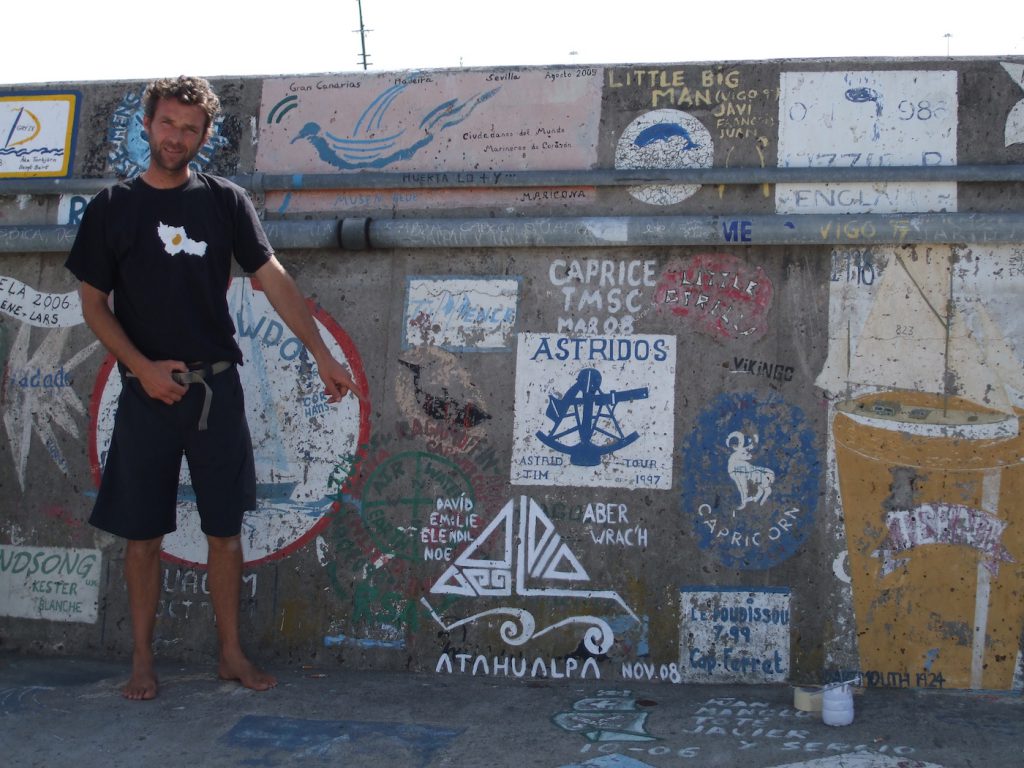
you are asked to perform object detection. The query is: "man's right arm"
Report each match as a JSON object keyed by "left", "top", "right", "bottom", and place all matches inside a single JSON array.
[{"left": 79, "top": 282, "right": 188, "bottom": 405}]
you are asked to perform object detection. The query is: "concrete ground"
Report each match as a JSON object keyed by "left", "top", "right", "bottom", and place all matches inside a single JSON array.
[{"left": 1, "top": 653, "right": 1021, "bottom": 768}]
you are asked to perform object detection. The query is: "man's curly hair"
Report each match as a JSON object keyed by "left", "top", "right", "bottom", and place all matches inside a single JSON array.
[{"left": 143, "top": 76, "right": 221, "bottom": 131}]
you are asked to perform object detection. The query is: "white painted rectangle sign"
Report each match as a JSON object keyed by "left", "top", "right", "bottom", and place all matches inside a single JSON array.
[
  {"left": 0, "top": 93, "right": 79, "bottom": 177},
  {"left": 776, "top": 70, "right": 957, "bottom": 214},
  {"left": 680, "top": 586, "right": 790, "bottom": 683},
  {"left": 512, "top": 333, "right": 675, "bottom": 490},
  {"left": 404, "top": 277, "right": 519, "bottom": 351},
  {"left": 0, "top": 545, "right": 101, "bottom": 623}
]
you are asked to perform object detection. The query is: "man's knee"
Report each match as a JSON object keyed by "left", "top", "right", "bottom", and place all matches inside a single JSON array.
[
  {"left": 206, "top": 534, "right": 242, "bottom": 554},
  {"left": 125, "top": 537, "right": 163, "bottom": 559}
]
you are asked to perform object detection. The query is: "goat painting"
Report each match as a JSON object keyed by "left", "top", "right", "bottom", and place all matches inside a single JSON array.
[{"left": 726, "top": 431, "right": 775, "bottom": 512}]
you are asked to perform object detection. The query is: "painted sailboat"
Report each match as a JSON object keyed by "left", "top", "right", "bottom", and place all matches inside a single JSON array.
[{"left": 819, "top": 248, "right": 1024, "bottom": 433}]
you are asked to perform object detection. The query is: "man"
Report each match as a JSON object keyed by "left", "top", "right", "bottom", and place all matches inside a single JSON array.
[{"left": 66, "top": 76, "right": 363, "bottom": 700}]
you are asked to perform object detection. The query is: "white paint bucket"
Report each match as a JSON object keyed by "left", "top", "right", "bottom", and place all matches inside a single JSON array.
[{"left": 821, "top": 681, "right": 855, "bottom": 726}]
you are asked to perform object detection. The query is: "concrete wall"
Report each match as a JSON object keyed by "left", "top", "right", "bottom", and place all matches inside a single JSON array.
[{"left": 2, "top": 57, "right": 1023, "bottom": 691}]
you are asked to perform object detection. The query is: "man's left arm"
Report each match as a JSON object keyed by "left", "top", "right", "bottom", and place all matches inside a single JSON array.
[{"left": 254, "top": 256, "right": 365, "bottom": 403}]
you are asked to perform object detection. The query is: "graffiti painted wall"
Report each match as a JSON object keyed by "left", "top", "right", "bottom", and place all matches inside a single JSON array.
[{"left": 1, "top": 56, "right": 1023, "bottom": 692}]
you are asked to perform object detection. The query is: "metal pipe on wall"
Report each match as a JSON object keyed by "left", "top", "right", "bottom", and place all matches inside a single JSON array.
[
  {"left": 5, "top": 213, "right": 1024, "bottom": 253},
  {"left": 358, "top": 213, "right": 1024, "bottom": 249},
  {"left": 2, "top": 164, "right": 1024, "bottom": 196},
  {"left": 244, "top": 164, "right": 1024, "bottom": 191}
]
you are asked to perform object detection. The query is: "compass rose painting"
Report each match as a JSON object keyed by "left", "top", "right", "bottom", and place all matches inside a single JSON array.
[{"left": 512, "top": 333, "right": 676, "bottom": 490}]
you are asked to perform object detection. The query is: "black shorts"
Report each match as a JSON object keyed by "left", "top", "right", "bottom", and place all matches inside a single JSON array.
[{"left": 90, "top": 365, "right": 257, "bottom": 540}]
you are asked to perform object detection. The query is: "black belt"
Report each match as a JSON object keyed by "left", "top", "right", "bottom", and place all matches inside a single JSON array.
[{"left": 128, "top": 361, "right": 233, "bottom": 431}]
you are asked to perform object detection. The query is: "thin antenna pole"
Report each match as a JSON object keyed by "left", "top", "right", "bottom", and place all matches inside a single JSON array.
[
  {"left": 943, "top": 252, "right": 954, "bottom": 416},
  {"left": 355, "top": 0, "right": 372, "bottom": 70}
]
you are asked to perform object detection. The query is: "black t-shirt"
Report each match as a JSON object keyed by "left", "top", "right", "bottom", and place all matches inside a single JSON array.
[{"left": 65, "top": 173, "right": 273, "bottom": 365}]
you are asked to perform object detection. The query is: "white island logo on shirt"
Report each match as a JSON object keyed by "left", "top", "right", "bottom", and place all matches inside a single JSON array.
[{"left": 157, "top": 222, "right": 207, "bottom": 257}]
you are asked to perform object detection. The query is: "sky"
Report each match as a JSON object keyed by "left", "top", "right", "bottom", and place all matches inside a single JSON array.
[{"left": 3, "top": 0, "right": 1022, "bottom": 85}]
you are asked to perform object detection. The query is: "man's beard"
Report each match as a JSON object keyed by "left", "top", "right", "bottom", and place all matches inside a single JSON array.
[{"left": 149, "top": 140, "right": 200, "bottom": 174}]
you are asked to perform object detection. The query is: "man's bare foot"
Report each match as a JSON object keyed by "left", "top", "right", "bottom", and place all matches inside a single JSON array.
[
  {"left": 218, "top": 653, "right": 277, "bottom": 691},
  {"left": 124, "top": 652, "right": 158, "bottom": 700}
]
